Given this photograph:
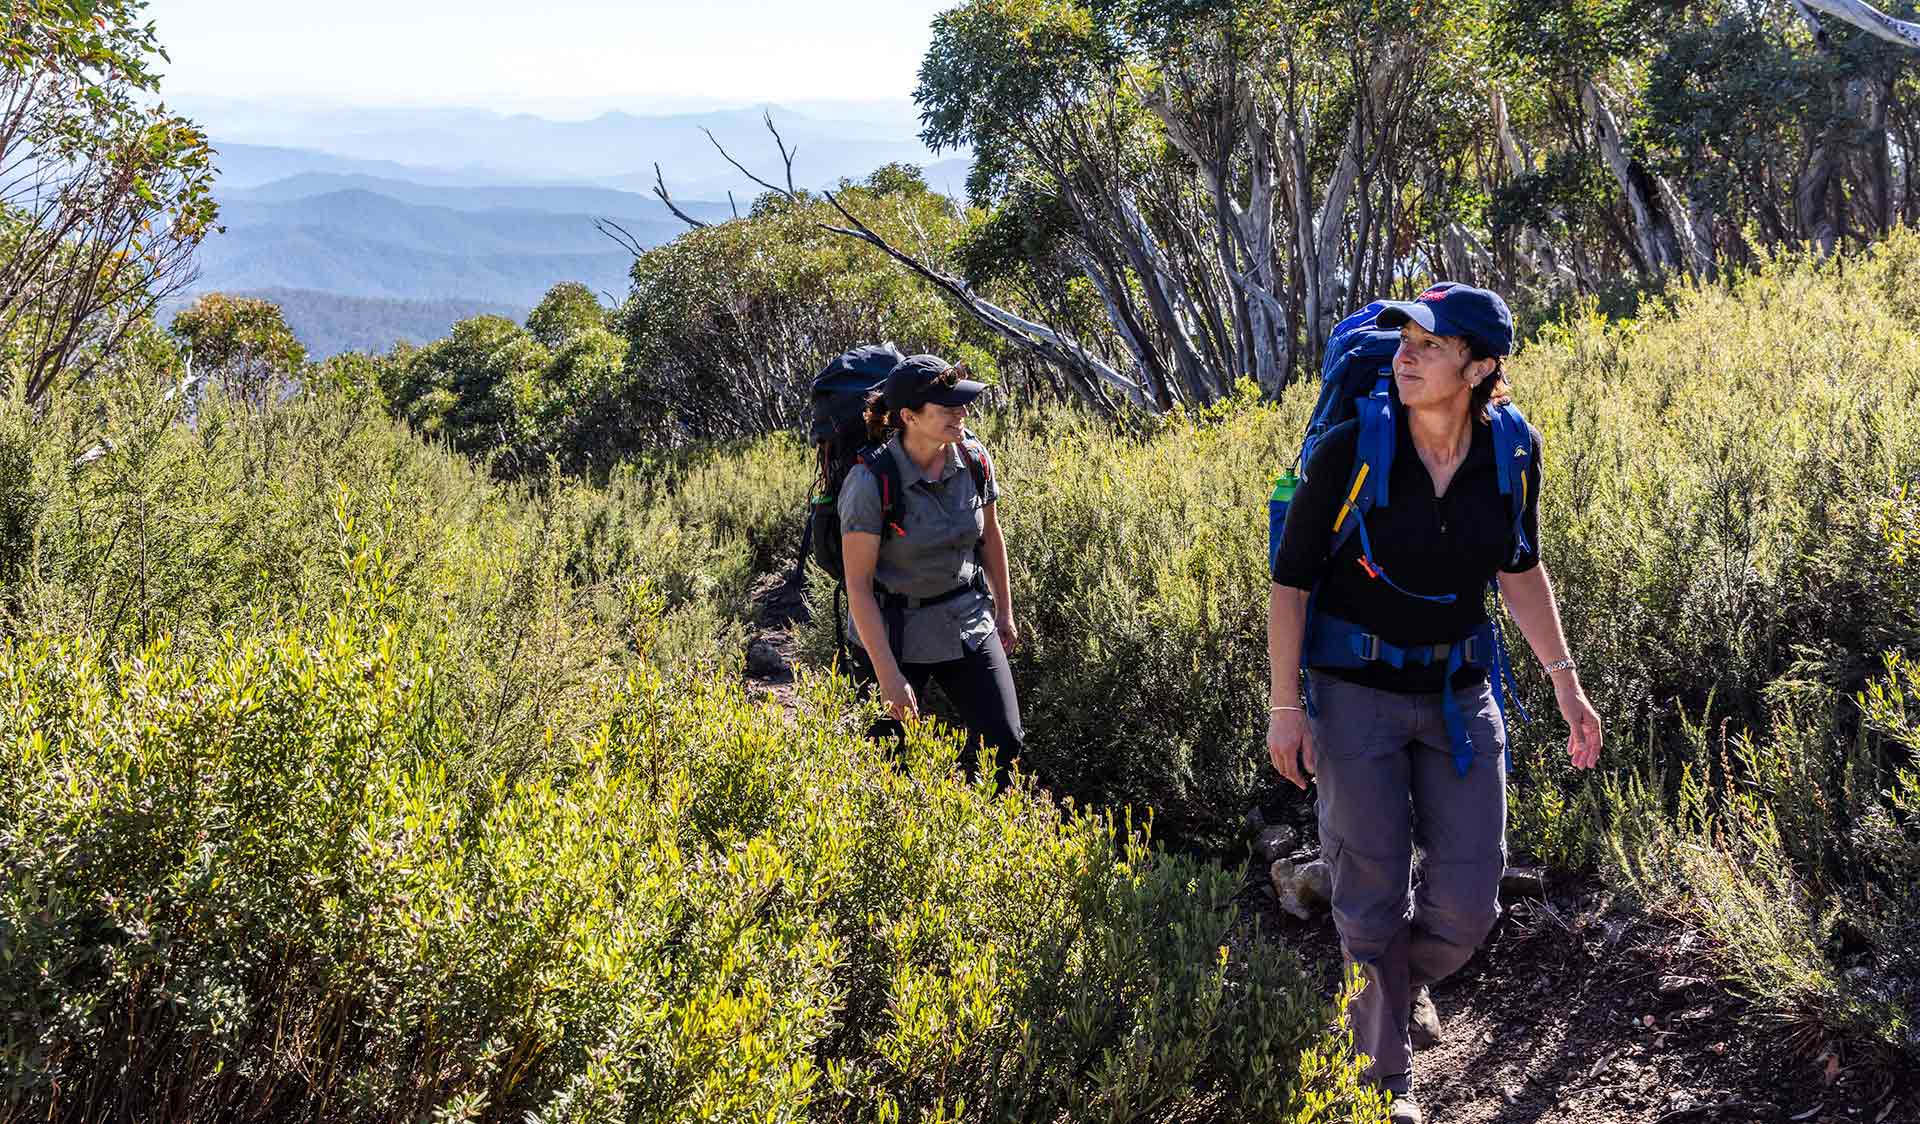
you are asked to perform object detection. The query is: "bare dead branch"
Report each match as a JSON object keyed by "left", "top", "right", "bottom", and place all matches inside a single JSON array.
[
  {"left": 651, "top": 163, "right": 708, "bottom": 229},
  {"left": 814, "top": 183, "right": 1153, "bottom": 409},
  {"left": 761, "top": 110, "right": 799, "bottom": 196},
  {"left": 703, "top": 126, "right": 793, "bottom": 199},
  {"left": 596, "top": 217, "right": 648, "bottom": 257}
]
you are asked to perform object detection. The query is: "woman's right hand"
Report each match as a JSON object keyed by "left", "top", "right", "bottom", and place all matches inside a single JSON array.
[
  {"left": 1268, "top": 708, "right": 1316, "bottom": 791},
  {"left": 880, "top": 672, "right": 919, "bottom": 722}
]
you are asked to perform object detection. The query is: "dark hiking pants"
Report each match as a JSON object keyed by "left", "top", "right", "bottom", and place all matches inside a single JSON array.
[
  {"left": 1308, "top": 672, "right": 1508, "bottom": 1096},
  {"left": 852, "top": 632, "right": 1025, "bottom": 787}
]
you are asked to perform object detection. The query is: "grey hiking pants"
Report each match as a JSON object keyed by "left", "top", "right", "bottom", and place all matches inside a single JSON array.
[{"left": 1308, "top": 672, "right": 1508, "bottom": 1095}]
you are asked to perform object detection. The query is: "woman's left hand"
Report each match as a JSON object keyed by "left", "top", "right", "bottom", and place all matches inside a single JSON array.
[
  {"left": 996, "top": 612, "right": 1020, "bottom": 653},
  {"left": 1555, "top": 676, "right": 1603, "bottom": 769}
]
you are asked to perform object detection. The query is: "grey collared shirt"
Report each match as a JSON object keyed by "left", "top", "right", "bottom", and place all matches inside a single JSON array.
[{"left": 840, "top": 436, "right": 1002, "bottom": 664}]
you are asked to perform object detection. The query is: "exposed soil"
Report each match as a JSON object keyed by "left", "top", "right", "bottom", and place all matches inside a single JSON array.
[
  {"left": 742, "top": 562, "right": 807, "bottom": 708},
  {"left": 1248, "top": 864, "right": 1919, "bottom": 1124}
]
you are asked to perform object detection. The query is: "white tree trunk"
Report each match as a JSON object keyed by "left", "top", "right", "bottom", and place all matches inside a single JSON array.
[
  {"left": 1582, "top": 78, "right": 1683, "bottom": 276},
  {"left": 1797, "top": 0, "right": 1920, "bottom": 50}
]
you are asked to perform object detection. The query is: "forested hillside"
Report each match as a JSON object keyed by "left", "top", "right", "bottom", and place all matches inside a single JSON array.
[{"left": 5, "top": 0, "right": 1920, "bottom": 1121}]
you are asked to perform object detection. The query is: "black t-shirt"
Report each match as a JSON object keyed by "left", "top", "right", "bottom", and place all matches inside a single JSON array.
[{"left": 1271, "top": 409, "right": 1542, "bottom": 692}]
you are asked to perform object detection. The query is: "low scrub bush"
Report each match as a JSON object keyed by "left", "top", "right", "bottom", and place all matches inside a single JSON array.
[
  {"left": 1501, "top": 238, "right": 1920, "bottom": 864},
  {"left": 0, "top": 619, "right": 1381, "bottom": 1122},
  {"left": 0, "top": 368, "right": 804, "bottom": 678},
  {"left": 1602, "top": 655, "right": 1920, "bottom": 1057}
]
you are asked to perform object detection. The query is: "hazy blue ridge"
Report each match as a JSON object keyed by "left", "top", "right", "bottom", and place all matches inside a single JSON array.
[
  {"left": 180, "top": 101, "right": 973, "bottom": 358},
  {"left": 189, "top": 99, "right": 966, "bottom": 196},
  {"left": 209, "top": 141, "right": 532, "bottom": 190},
  {"left": 224, "top": 174, "right": 734, "bottom": 222},
  {"left": 193, "top": 219, "right": 634, "bottom": 307},
  {"left": 213, "top": 190, "right": 682, "bottom": 255}
]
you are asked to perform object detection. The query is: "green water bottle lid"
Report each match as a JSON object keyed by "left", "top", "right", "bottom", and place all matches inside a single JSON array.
[{"left": 1271, "top": 472, "right": 1299, "bottom": 503}]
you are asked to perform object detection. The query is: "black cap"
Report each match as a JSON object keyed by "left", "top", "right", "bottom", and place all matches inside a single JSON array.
[
  {"left": 1377, "top": 283, "right": 1514, "bottom": 357},
  {"left": 883, "top": 354, "right": 987, "bottom": 411}
]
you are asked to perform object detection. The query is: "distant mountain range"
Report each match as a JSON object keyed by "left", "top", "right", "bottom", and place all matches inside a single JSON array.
[
  {"left": 177, "top": 99, "right": 970, "bottom": 359},
  {"left": 227, "top": 173, "right": 737, "bottom": 219},
  {"left": 208, "top": 143, "right": 524, "bottom": 190},
  {"left": 187, "top": 99, "right": 965, "bottom": 198}
]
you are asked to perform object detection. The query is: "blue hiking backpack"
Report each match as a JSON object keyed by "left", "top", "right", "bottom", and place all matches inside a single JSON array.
[{"left": 1269, "top": 296, "right": 1536, "bottom": 775}]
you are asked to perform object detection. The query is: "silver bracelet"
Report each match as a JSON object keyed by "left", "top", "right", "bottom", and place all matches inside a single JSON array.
[
  {"left": 1543, "top": 657, "right": 1577, "bottom": 674},
  {"left": 1268, "top": 704, "right": 1305, "bottom": 714}
]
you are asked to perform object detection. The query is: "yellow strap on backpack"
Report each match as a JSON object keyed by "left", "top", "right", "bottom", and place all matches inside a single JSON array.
[{"left": 1332, "top": 464, "right": 1370, "bottom": 534}]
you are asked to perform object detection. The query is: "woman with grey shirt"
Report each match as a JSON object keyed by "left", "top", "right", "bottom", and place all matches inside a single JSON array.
[{"left": 838, "top": 354, "right": 1024, "bottom": 785}]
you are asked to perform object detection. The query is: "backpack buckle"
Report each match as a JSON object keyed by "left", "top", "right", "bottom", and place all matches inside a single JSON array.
[{"left": 1351, "top": 633, "right": 1382, "bottom": 663}]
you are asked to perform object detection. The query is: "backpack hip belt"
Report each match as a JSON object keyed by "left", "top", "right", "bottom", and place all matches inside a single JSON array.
[
  {"left": 877, "top": 568, "right": 989, "bottom": 611},
  {"left": 872, "top": 570, "right": 990, "bottom": 667},
  {"left": 1305, "top": 614, "right": 1487, "bottom": 670},
  {"left": 1304, "top": 612, "right": 1526, "bottom": 778}
]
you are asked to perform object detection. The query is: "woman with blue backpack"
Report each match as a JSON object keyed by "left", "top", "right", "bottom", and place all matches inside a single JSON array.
[{"left": 1265, "top": 284, "right": 1603, "bottom": 1124}]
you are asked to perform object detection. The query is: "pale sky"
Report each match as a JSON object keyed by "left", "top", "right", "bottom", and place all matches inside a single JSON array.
[{"left": 145, "top": 0, "right": 956, "bottom": 109}]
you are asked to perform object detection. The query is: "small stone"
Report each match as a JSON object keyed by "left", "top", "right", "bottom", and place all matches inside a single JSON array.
[
  {"left": 745, "top": 637, "right": 787, "bottom": 676},
  {"left": 1269, "top": 856, "right": 1333, "bottom": 920},
  {"left": 1255, "top": 824, "right": 1299, "bottom": 865},
  {"left": 1498, "top": 866, "right": 1548, "bottom": 900},
  {"left": 1295, "top": 859, "right": 1332, "bottom": 905},
  {"left": 1410, "top": 986, "right": 1443, "bottom": 1048},
  {"left": 1658, "top": 974, "right": 1705, "bottom": 994}
]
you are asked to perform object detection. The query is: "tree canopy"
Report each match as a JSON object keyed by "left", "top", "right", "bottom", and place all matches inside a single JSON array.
[{"left": 0, "top": 0, "right": 218, "bottom": 405}]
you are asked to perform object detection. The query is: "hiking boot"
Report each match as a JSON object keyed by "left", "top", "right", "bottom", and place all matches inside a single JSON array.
[
  {"left": 1388, "top": 1094, "right": 1424, "bottom": 1124},
  {"left": 1410, "top": 985, "right": 1443, "bottom": 1049}
]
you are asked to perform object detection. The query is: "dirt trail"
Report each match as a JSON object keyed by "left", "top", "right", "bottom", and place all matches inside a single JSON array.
[
  {"left": 742, "top": 564, "right": 807, "bottom": 708},
  {"left": 739, "top": 579, "right": 1913, "bottom": 1124},
  {"left": 1255, "top": 868, "right": 1916, "bottom": 1124}
]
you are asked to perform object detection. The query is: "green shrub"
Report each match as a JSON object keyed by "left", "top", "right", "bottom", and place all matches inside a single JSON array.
[
  {"left": 1601, "top": 674, "right": 1917, "bottom": 1055},
  {"left": 0, "top": 622, "right": 1382, "bottom": 1122},
  {"left": 0, "top": 372, "right": 797, "bottom": 792},
  {"left": 1494, "top": 239, "right": 1920, "bottom": 1058}
]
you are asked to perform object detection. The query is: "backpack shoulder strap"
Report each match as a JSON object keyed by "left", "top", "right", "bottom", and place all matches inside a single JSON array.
[
  {"left": 1487, "top": 402, "right": 1536, "bottom": 566},
  {"left": 1330, "top": 375, "right": 1397, "bottom": 555},
  {"left": 856, "top": 441, "right": 909, "bottom": 539},
  {"left": 959, "top": 429, "right": 992, "bottom": 497}
]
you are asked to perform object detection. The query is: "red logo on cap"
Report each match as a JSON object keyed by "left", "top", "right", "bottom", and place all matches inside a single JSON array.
[{"left": 1418, "top": 288, "right": 1447, "bottom": 302}]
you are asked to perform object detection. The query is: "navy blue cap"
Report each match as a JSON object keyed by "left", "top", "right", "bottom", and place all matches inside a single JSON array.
[
  {"left": 884, "top": 354, "right": 986, "bottom": 411},
  {"left": 1377, "top": 283, "right": 1514, "bottom": 357}
]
